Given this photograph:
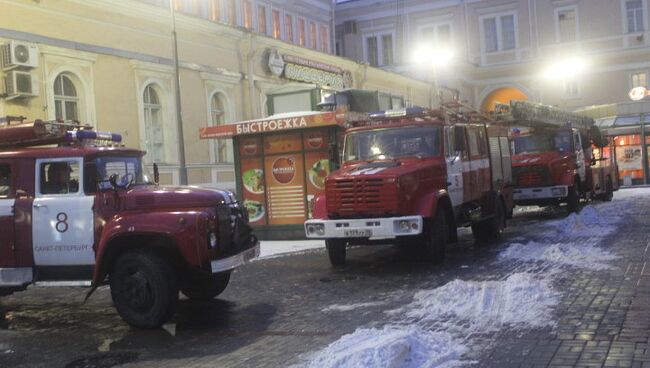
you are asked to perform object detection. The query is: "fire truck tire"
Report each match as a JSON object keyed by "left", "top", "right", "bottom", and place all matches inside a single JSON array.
[
  {"left": 110, "top": 249, "right": 178, "bottom": 329},
  {"left": 601, "top": 177, "right": 614, "bottom": 202},
  {"left": 181, "top": 271, "right": 231, "bottom": 301},
  {"left": 471, "top": 198, "right": 506, "bottom": 243},
  {"left": 567, "top": 184, "right": 580, "bottom": 213},
  {"left": 421, "top": 207, "right": 447, "bottom": 263},
  {"left": 326, "top": 239, "right": 347, "bottom": 266}
]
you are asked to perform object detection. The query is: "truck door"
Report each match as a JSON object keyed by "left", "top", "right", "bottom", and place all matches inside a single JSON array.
[
  {"left": 32, "top": 158, "right": 95, "bottom": 269},
  {"left": 445, "top": 126, "right": 464, "bottom": 206},
  {"left": 574, "top": 131, "right": 586, "bottom": 182},
  {"left": 0, "top": 162, "right": 15, "bottom": 267}
]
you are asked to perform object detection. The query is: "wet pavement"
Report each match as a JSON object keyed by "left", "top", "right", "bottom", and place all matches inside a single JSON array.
[{"left": 1, "top": 190, "right": 650, "bottom": 368}]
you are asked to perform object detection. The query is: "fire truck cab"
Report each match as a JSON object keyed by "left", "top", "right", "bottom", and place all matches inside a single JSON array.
[
  {"left": 305, "top": 106, "right": 514, "bottom": 266},
  {"left": 496, "top": 101, "right": 619, "bottom": 211},
  {"left": 0, "top": 118, "right": 259, "bottom": 328}
]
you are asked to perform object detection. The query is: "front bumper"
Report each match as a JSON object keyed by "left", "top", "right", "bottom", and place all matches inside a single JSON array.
[
  {"left": 305, "top": 216, "right": 423, "bottom": 239},
  {"left": 513, "top": 185, "right": 568, "bottom": 201},
  {"left": 210, "top": 240, "right": 260, "bottom": 273}
]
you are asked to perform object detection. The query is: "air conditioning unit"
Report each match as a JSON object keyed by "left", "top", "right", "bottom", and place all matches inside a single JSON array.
[
  {"left": 1, "top": 41, "right": 38, "bottom": 70},
  {"left": 4, "top": 70, "right": 38, "bottom": 99}
]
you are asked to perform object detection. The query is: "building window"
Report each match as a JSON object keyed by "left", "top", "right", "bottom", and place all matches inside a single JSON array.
[
  {"left": 320, "top": 25, "right": 329, "bottom": 52},
  {"left": 557, "top": 7, "right": 577, "bottom": 42},
  {"left": 366, "top": 36, "right": 378, "bottom": 66},
  {"left": 54, "top": 73, "right": 79, "bottom": 121},
  {"left": 210, "top": 93, "right": 232, "bottom": 163},
  {"left": 209, "top": 0, "right": 220, "bottom": 22},
  {"left": 420, "top": 24, "right": 451, "bottom": 49},
  {"left": 0, "top": 164, "right": 11, "bottom": 197},
  {"left": 285, "top": 14, "right": 294, "bottom": 42},
  {"left": 272, "top": 9, "right": 281, "bottom": 39},
  {"left": 143, "top": 84, "right": 165, "bottom": 163},
  {"left": 243, "top": 0, "right": 253, "bottom": 29},
  {"left": 298, "top": 18, "right": 306, "bottom": 46},
  {"left": 310, "top": 21, "right": 317, "bottom": 49},
  {"left": 365, "top": 33, "right": 393, "bottom": 66},
  {"left": 482, "top": 14, "right": 516, "bottom": 52},
  {"left": 257, "top": 5, "right": 267, "bottom": 34},
  {"left": 226, "top": 0, "right": 236, "bottom": 25},
  {"left": 632, "top": 72, "right": 648, "bottom": 87},
  {"left": 626, "top": 0, "right": 644, "bottom": 33},
  {"left": 564, "top": 79, "right": 579, "bottom": 98},
  {"left": 381, "top": 34, "right": 393, "bottom": 65}
]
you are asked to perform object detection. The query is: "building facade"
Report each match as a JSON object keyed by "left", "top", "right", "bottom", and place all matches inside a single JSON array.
[
  {"left": 0, "top": 0, "right": 431, "bottom": 191},
  {"left": 335, "top": 0, "right": 650, "bottom": 111}
]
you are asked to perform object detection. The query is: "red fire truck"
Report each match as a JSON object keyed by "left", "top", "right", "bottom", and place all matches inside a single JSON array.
[
  {"left": 0, "top": 117, "right": 259, "bottom": 328},
  {"left": 493, "top": 101, "right": 619, "bottom": 212},
  {"left": 304, "top": 105, "right": 514, "bottom": 266}
]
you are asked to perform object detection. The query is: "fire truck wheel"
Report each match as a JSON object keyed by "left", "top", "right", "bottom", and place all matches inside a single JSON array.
[
  {"left": 181, "top": 272, "right": 231, "bottom": 301},
  {"left": 110, "top": 249, "right": 178, "bottom": 329},
  {"left": 422, "top": 207, "right": 447, "bottom": 263},
  {"left": 326, "top": 239, "right": 347, "bottom": 266},
  {"left": 601, "top": 177, "right": 614, "bottom": 202},
  {"left": 567, "top": 184, "right": 580, "bottom": 213},
  {"left": 472, "top": 199, "right": 506, "bottom": 243}
]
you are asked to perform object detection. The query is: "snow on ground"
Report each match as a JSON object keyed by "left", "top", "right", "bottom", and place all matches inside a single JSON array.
[
  {"left": 304, "top": 326, "right": 466, "bottom": 368},
  {"left": 393, "top": 273, "right": 559, "bottom": 331},
  {"left": 300, "top": 188, "right": 650, "bottom": 367},
  {"left": 499, "top": 241, "right": 619, "bottom": 270},
  {"left": 321, "top": 302, "right": 387, "bottom": 313},
  {"left": 257, "top": 240, "right": 324, "bottom": 259}
]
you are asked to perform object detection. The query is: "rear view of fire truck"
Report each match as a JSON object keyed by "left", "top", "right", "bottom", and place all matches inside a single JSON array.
[
  {"left": 305, "top": 105, "right": 514, "bottom": 266},
  {"left": 494, "top": 101, "right": 618, "bottom": 212}
]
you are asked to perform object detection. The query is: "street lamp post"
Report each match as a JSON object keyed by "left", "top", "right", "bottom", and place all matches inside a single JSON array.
[{"left": 170, "top": 0, "right": 188, "bottom": 185}]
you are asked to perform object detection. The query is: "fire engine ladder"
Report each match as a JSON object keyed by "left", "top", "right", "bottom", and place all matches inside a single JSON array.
[
  {"left": 492, "top": 101, "right": 607, "bottom": 147},
  {"left": 0, "top": 119, "right": 93, "bottom": 148}
]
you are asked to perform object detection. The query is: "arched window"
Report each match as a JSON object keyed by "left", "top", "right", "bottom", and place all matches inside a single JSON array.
[
  {"left": 211, "top": 93, "right": 232, "bottom": 163},
  {"left": 143, "top": 84, "right": 165, "bottom": 163},
  {"left": 54, "top": 74, "right": 78, "bottom": 121}
]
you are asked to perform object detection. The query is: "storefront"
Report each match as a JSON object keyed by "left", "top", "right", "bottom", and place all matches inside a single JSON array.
[
  {"left": 586, "top": 101, "right": 650, "bottom": 186},
  {"left": 200, "top": 111, "right": 344, "bottom": 239}
]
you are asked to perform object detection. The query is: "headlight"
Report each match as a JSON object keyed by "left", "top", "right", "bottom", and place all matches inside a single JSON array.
[
  {"left": 209, "top": 232, "right": 218, "bottom": 248},
  {"left": 306, "top": 223, "right": 325, "bottom": 236},
  {"left": 394, "top": 219, "right": 419, "bottom": 234}
]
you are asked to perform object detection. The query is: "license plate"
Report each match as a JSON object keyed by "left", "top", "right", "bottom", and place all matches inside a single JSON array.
[{"left": 344, "top": 229, "right": 372, "bottom": 237}]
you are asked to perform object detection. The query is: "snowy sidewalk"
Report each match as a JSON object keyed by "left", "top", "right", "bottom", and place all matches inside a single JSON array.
[{"left": 258, "top": 240, "right": 325, "bottom": 259}]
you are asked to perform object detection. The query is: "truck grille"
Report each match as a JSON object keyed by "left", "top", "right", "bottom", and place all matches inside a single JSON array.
[
  {"left": 513, "top": 166, "right": 552, "bottom": 187},
  {"left": 326, "top": 178, "right": 398, "bottom": 217},
  {"left": 215, "top": 203, "right": 252, "bottom": 257}
]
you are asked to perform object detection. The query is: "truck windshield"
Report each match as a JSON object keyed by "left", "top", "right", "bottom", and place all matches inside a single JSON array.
[
  {"left": 343, "top": 126, "right": 441, "bottom": 162},
  {"left": 91, "top": 155, "right": 153, "bottom": 190},
  {"left": 513, "top": 131, "right": 572, "bottom": 154}
]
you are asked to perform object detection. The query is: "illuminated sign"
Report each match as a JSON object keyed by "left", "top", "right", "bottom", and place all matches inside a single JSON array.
[
  {"left": 265, "top": 48, "right": 352, "bottom": 89},
  {"left": 629, "top": 86, "right": 650, "bottom": 101},
  {"left": 199, "top": 111, "right": 342, "bottom": 138}
]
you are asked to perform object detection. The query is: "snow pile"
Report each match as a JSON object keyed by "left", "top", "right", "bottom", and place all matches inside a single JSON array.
[
  {"left": 322, "top": 302, "right": 386, "bottom": 313},
  {"left": 499, "top": 241, "right": 619, "bottom": 270},
  {"left": 304, "top": 326, "right": 466, "bottom": 368},
  {"left": 396, "top": 273, "right": 559, "bottom": 331},
  {"left": 546, "top": 205, "right": 618, "bottom": 237}
]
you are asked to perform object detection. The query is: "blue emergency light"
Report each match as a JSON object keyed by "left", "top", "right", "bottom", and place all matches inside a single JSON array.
[{"left": 66, "top": 130, "right": 122, "bottom": 143}]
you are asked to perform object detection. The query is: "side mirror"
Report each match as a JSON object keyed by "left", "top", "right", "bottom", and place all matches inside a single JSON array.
[
  {"left": 454, "top": 126, "right": 466, "bottom": 151},
  {"left": 153, "top": 163, "right": 160, "bottom": 185}
]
